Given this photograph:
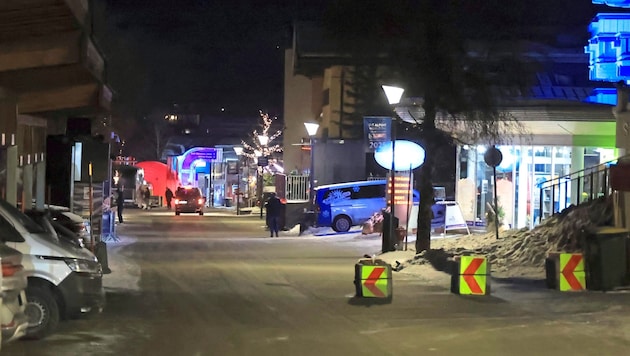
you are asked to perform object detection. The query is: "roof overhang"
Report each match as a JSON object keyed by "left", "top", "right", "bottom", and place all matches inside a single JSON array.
[{"left": 429, "top": 103, "right": 617, "bottom": 147}]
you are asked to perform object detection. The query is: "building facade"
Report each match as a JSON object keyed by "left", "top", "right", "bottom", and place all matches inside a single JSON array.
[{"left": 0, "top": 1, "right": 112, "bottom": 210}]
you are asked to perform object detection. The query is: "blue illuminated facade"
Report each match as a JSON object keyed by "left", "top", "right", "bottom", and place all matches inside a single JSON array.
[
  {"left": 583, "top": 1, "right": 630, "bottom": 103},
  {"left": 586, "top": 13, "right": 630, "bottom": 82},
  {"left": 593, "top": 0, "right": 630, "bottom": 7}
]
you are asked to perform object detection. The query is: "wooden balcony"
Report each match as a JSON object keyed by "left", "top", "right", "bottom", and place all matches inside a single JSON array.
[{"left": 0, "top": 0, "right": 111, "bottom": 115}]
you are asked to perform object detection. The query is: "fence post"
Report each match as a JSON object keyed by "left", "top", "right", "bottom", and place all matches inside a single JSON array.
[
  {"left": 577, "top": 175, "right": 582, "bottom": 206},
  {"left": 589, "top": 170, "right": 594, "bottom": 201},
  {"left": 539, "top": 187, "right": 543, "bottom": 223},
  {"left": 551, "top": 183, "right": 556, "bottom": 215}
]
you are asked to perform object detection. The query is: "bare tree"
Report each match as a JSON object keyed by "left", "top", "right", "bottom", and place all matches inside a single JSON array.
[{"left": 324, "top": 0, "right": 539, "bottom": 252}]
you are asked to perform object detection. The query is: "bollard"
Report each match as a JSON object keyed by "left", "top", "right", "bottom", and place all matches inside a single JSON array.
[
  {"left": 354, "top": 258, "right": 392, "bottom": 300},
  {"left": 545, "top": 252, "right": 585, "bottom": 291},
  {"left": 451, "top": 255, "right": 490, "bottom": 295},
  {"left": 95, "top": 241, "right": 112, "bottom": 274}
]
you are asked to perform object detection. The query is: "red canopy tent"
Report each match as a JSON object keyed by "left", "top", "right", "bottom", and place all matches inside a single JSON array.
[{"left": 135, "top": 161, "right": 180, "bottom": 205}]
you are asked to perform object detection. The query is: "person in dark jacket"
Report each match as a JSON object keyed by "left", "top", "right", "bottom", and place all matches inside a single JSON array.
[
  {"left": 116, "top": 186, "right": 124, "bottom": 224},
  {"left": 165, "top": 187, "right": 174, "bottom": 209},
  {"left": 265, "top": 192, "right": 282, "bottom": 237}
]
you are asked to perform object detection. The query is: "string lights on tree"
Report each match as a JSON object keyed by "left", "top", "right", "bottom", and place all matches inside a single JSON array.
[{"left": 241, "top": 110, "right": 283, "bottom": 161}]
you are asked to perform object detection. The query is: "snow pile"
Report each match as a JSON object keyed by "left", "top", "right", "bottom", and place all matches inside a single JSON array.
[{"left": 383, "top": 197, "right": 613, "bottom": 277}]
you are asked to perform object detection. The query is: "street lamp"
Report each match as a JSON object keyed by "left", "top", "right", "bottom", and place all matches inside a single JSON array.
[
  {"left": 257, "top": 134, "right": 269, "bottom": 219},
  {"left": 257, "top": 134, "right": 269, "bottom": 147},
  {"left": 233, "top": 146, "right": 243, "bottom": 216},
  {"left": 381, "top": 85, "right": 404, "bottom": 252},
  {"left": 382, "top": 86, "right": 405, "bottom": 106},
  {"left": 304, "top": 122, "right": 319, "bottom": 211}
]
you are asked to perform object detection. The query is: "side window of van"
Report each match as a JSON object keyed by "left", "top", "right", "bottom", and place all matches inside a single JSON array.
[
  {"left": 0, "top": 215, "right": 25, "bottom": 242},
  {"left": 353, "top": 184, "right": 386, "bottom": 199}
]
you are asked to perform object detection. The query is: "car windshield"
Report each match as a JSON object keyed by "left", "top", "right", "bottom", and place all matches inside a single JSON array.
[{"left": 0, "top": 200, "right": 47, "bottom": 234}]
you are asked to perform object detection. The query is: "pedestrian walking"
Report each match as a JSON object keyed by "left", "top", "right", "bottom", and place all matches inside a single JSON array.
[
  {"left": 143, "top": 186, "right": 151, "bottom": 210},
  {"left": 265, "top": 192, "right": 282, "bottom": 237},
  {"left": 165, "top": 187, "right": 174, "bottom": 209},
  {"left": 116, "top": 186, "right": 124, "bottom": 224},
  {"left": 136, "top": 186, "right": 144, "bottom": 209}
]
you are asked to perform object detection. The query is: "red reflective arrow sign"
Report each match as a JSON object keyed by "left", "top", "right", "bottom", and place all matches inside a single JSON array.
[
  {"left": 561, "top": 254, "right": 583, "bottom": 290},
  {"left": 364, "top": 267, "right": 386, "bottom": 297},
  {"left": 462, "top": 258, "right": 484, "bottom": 294}
]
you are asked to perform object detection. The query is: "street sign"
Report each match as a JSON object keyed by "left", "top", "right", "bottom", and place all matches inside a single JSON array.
[
  {"left": 364, "top": 116, "right": 392, "bottom": 152},
  {"left": 257, "top": 157, "right": 269, "bottom": 167},
  {"left": 484, "top": 146, "right": 503, "bottom": 167},
  {"left": 198, "top": 149, "right": 217, "bottom": 161}
]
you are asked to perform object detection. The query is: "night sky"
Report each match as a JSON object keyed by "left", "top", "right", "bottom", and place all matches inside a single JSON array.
[
  {"left": 95, "top": 0, "right": 603, "bottom": 123},
  {"left": 96, "top": 0, "right": 331, "bottom": 121}
]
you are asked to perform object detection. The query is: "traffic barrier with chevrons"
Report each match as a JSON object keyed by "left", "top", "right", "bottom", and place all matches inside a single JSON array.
[
  {"left": 545, "top": 252, "right": 586, "bottom": 291},
  {"left": 354, "top": 258, "right": 393, "bottom": 300},
  {"left": 451, "top": 255, "right": 490, "bottom": 295}
]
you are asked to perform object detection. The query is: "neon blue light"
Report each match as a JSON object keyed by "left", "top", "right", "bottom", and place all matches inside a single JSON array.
[
  {"left": 586, "top": 13, "right": 630, "bottom": 82},
  {"left": 593, "top": 0, "right": 630, "bottom": 7},
  {"left": 583, "top": 88, "right": 618, "bottom": 105}
]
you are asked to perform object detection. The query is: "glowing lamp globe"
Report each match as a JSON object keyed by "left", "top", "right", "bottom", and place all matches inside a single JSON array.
[{"left": 374, "top": 140, "right": 425, "bottom": 170}]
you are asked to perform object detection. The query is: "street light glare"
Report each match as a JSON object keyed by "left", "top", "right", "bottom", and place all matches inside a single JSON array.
[
  {"left": 258, "top": 134, "right": 269, "bottom": 146},
  {"left": 304, "top": 122, "right": 319, "bottom": 137},
  {"left": 233, "top": 146, "right": 243, "bottom": 155},
  {"left": 382, "top": 85, "right": 405, "bottom": 105}
]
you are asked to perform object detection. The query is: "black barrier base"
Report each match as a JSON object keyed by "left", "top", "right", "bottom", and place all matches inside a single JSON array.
[
  {"left": 545, "top": 256, "right": 558, "bottom": 289},
  {"left": 95, "top": 241, "right": 111, "bottom": 274}
]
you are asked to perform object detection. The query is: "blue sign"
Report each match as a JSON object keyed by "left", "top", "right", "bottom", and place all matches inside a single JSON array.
[
  {"left": 195, "top": 149, "right": 217, "bottom": 160},
  {"left": 364, "top": 116, "right": 391, "bottom": 152}
]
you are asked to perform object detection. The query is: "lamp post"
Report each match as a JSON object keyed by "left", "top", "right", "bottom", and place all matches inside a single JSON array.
[
  {"left": 233, "top": 146, "right": 243, "bottom": 216},
  {"left": 304, "top": 122, "right": 319, "bottom": 211},
  {"left": 257, "top": 134, "right": 269, "bottom": 219},
  {"left": 381, "top": 85, "right": 405, "bottom": 252}
]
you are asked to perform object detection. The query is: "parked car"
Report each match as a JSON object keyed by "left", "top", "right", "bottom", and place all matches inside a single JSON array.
[
  {"left": 174, "top": 187, "right": 205, "bottom": 216},
  {"left": 38, "top": 205, "right": 90, "bottom": 245},
  {"left": 0, "top": 200, "right": 105, "bottom": 339},
  {"left": 24, "top": 210, "right": 84, "bottom": 249},
  {"left": 0, "top": 243, "right": 28, "bottom": 344}
]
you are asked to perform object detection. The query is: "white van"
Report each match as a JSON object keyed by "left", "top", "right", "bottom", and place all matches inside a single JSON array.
[{"left": 0, "top": 199, "right": 105, "bottom": 339}]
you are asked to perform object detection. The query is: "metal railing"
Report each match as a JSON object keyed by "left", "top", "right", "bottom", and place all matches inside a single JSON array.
[
  {"left": 285, "top": 175, "right": 310, "bottom": 202},
  {"left": 538, "top": 156, "right": 624, "bottom": 223}
]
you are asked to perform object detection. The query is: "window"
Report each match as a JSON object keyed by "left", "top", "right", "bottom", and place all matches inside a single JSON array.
[
  {"left": 176, "top": 188, "right": 202, "bottom": 199},
  {"left": 0, "top": 215, "right": 24, "bottom": 242},
  {"left": 353, "top": 184, "right": 386, "bottom": 199}
]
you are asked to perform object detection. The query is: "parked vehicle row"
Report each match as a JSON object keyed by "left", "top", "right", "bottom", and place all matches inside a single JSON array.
[{"left": 0, "top": 200, "right": 105, "bottom": 344}]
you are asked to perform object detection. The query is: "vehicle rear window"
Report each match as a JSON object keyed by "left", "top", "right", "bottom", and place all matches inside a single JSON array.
[{"left": 176, "top": 189, "right": 201, "bottom": 199}]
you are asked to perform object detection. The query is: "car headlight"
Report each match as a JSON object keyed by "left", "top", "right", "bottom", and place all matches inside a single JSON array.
[{"left": 64, "top": 258, "right": 102, "bottom": 275}]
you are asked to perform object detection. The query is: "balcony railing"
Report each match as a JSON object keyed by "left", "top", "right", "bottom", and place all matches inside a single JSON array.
[{"left": 537, "top": 156, "right": 625, "bottom": 223}]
